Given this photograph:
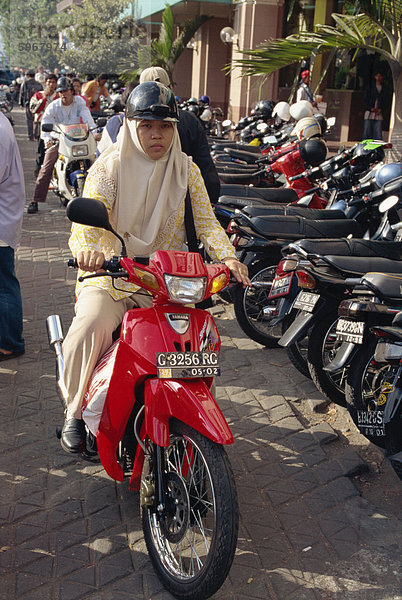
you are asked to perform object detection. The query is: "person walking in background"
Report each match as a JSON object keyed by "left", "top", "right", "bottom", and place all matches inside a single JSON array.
[
  {"left": 296, "top": 69, "right": 317, "bottom": 107},
  {"left": 363, "top": 71, "right": 390, "bottom": 140},
  {"left": 82, "top": 73, "right": 110, "bottom": 113},
  {"left": 19, "top": 69, "right": 43, "bottom": 141},
  {"left": 29, "top": 73, "right": 59, "bottom": 175},
  {"left": 35, "top": 65, "right": 46, "bottom": 86},
  {"left": 0, "top": 112, "right": 26, "bottom": 361},
  {"left": 71, "top": 78, "right": 89, "bottom": 107}
]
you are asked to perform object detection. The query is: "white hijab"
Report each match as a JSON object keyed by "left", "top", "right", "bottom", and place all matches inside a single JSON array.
[{"left": 99, "top": 117, "right": 192, "bottom": 257}]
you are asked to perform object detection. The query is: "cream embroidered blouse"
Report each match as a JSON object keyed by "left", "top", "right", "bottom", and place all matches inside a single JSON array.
[{"left": 69, "top": 159, "right": 236, "bottom": 300}]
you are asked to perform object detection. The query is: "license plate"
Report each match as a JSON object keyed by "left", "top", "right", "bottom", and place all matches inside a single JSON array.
[
  {"left": 156, "top": 351, "right": 220, "bottom": 378},
  {"left": 293, "top": 291, "right": 319, "bottom": 312},
  {"left": 268, "top": 273, "right": 293, "bottom": 299},
  {"left": 336, "top": 318, "right": 365, "bottom": 344},
  {"left": 357, "top": 410, "right": 385, "bottom": 436}
]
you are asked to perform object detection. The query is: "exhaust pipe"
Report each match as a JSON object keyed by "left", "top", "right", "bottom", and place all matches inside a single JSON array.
[{"left": 46, "top": 315, "right": 68, "bottom": 409}]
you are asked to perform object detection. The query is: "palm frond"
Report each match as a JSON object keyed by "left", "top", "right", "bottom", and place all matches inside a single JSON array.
[{"left": 171, "top": 15, "right": 211, "bottom": 64}]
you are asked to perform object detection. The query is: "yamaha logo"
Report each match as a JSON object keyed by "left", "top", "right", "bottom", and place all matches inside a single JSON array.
[{"left": 165, "top": 313, "right": 190, "bottom": 334}]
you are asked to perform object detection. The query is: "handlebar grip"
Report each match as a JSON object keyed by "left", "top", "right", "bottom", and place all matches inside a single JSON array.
[
  {"left": 67, "top": 258, "right": 78, "bottom": 268},
  {"left": 289, "top": 172, "right": 307, "bottom": 182}
]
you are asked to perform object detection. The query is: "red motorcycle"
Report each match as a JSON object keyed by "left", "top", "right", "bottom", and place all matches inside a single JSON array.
[{"left": 46, "top": 198, "right": 239, "bottom": 600}]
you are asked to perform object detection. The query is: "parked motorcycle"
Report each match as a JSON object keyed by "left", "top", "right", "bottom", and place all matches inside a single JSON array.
[
  {"left": 46, "top": 197, "right": 239, "bottom": 600},
  {"left": 41, "top": 119, "right": 106, "bottom": 206}
]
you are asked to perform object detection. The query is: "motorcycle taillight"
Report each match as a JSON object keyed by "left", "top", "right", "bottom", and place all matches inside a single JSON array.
[
  {"left": 296, "top": 270, "right": 316, "bottom": 289},
  {"left": 227, "top": 220, "right": 239, "bottom": 234},
  {"left": 277, "top": 258, "right": 298, "bottom": 275}
]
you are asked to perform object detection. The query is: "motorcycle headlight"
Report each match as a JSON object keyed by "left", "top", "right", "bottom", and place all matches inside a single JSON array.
[
  {"left": 72, "top": 145, "right": 89, "bottom": 157},
  {"left": 164, "top": 275, "right": 206, "bottom": 304}
]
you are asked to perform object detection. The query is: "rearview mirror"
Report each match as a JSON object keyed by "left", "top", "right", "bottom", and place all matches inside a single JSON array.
[
  {"left": 66, "top": 197, "right": 111, "bottom": 229},
  {"left": 378, "top": 195, "right": 399, "bottom": 213},
  {"left": 222, "top": 119, "right": 232, "bottom": 128},
  {"left": 96, "top": 117, "right": 107, "bottom": 128},
  {"left": 41, "top": 123, "right": 53, "bottom": 132},
  {"left": 327, "top": 117, "right": 336, "bottom": 127}
]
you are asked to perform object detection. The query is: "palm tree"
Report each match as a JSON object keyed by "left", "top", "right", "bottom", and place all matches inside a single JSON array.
[
  {"left": 120, "top": 3, "right": 211, "bottom": 87},
  {"left": 228, "top": 0, "right": 401, "bottom": 159}
]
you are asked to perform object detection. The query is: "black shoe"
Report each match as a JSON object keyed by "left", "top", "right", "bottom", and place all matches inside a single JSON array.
[
  {"left": 27, "top": 202, "right": 38, "bottom": 214},
  {"left": 60, "top": 417, "right": 86, "bottom": 454}
]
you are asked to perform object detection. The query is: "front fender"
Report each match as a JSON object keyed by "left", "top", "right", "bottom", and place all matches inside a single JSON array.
[{"left": 144, "top": 378, "right": 234, "bottom": 447}]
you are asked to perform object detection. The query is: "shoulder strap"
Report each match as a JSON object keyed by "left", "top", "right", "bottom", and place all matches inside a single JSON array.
[{"left": 184, "top": 189, "right": 199, "bottom": 253}]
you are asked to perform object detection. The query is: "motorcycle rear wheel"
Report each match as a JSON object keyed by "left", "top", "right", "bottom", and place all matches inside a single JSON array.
[
  {"left": 142, "top": 420, "right": 238, "bottom": 600},
  {"left": 345, "top": 341, "right": 395, "bottom": 449},
  {"left": 232, "top": 258, "right": 283, "bottom": 347}
]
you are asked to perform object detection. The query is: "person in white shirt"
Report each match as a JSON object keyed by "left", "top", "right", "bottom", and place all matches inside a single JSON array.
[
  {"left": 35, "top": 65, "right": 46, "bottom": 85},
  {"left": 0, "top": 112, "right": 26, "bottom": 361},
  {"left": 27, "top": 76, "right": 99, "bottom": 214},
  {"left": 296, "top": 70, "right": 317, "bottom": 107}
]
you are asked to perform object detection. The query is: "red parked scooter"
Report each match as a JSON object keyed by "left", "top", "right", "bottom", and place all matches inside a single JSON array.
[{"left": 46, "top": 198, "right": 239, "bottom": 600}]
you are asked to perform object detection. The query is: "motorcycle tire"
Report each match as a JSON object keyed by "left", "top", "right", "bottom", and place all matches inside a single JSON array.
[
  {"left": 345, "top": 340, "right": 396, "bottom": 449},
  {"left": 232, "top": 257, "right": 283, "bottom": 347},
  {"left": 142, "top": 420, "right": 238, "bottom": 600},
  {"left": 281, "top": 310, "right": 311, "bottom": 379},
  {"left": 307, "top": 310, "right": 347, "bottom": 407}
]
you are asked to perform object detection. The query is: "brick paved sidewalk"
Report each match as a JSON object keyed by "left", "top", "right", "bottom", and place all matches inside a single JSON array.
[{"left": 0, "top": 111, "right": 400, "bottom": 600}]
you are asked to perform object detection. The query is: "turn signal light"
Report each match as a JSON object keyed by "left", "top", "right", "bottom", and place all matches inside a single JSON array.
[
  {"left": 209, "top": 272, "right": 228, "bottom": 295},
  {"left": 133, "top": 267, "right": 159, "bottom": 290},
  {"left": 296, "top": 270, "right": 316, "bottom": 289}
]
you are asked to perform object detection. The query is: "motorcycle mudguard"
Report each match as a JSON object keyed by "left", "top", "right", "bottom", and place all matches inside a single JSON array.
[
  {"left": 278, "top": 310, "right": 315, "bottom": 347},
  {"left": 144, "top": 377, "right": 234, "bottom": 447},
  {"left": 323, "top": 341, "right": 358, "bottom": 373},
  {"left": 128, "top": 378, "right": 234, "bottom": 492}
]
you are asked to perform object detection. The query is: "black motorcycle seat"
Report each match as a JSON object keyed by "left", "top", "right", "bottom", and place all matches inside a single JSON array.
[
  {"left": 215, "top": 197, "right": 268, "bottom": 209},
  {"left": 224, "top": 147, "right": 262, "bottom": 163},
  {"left": 216, "top": 165, "right": 261, "bottom": 174},
  {"left": 219, "top": 171, "right": 265, "bottom": 185},
  {"left": 219, "top": 185, "right": 293, "bottom": 200},
  {"left": 212, "top": 142, "right": 261, "bottom": 154},
  {"left": 249, "top": 216, "right": 363, "bottom": 239},
  {"left": 360, "top": 271, "right": 402, "bottom": 299},
  {"left": 218, "top": 189, "right": 298, "bottom": 205},
  {"left": 243, "top": 206, "right": 346, "bottom": 220},
  {"left": 292, "top": 238, "right": 402, "bottom": 260},
  {"left": 324, "top": 255, "right": 402, "bottom": 276}
]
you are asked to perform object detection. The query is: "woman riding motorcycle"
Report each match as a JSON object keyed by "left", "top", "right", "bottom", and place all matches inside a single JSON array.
[{"left": 60, "top": 81, "right": 250, "bottom": 453}]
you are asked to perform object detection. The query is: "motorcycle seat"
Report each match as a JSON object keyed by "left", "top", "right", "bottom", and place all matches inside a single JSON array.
[
  {"left": 290, "top": 238, "right": 402, "bottom": 260},
  {"left": 248, "top": 216, "right": 363, "bottom": 239},
  {"left": 219, "top": 171, "right": 266, "bottom": 185},
  {"left": 324, "top": 255, "right": 402, "bottom": 277},
  {"left": 243, "top": 206, "right": 346, "bottom": 220},
  {"left": 216, "top": 165, "right": 261, "bottom": 174},
  {"left": 215, "top": 197, "right": 268, "bottom": 209},
  {"left": 224, "top": 147, "right": 262, "bottom": 163},
  {"left": 219, "top": 184, "right": 292, "bottom": 200},
  {"left": 212, "top": 142, "right": 261, "bottom": 153},
  {"left": 218, "top": 189, "right": 297, "bottom": 206},
  {"left": 359, "top": 271, "right": 402, "bottom": 300}
]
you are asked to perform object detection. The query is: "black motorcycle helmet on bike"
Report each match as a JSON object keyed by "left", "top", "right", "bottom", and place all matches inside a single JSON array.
[
  {"left": 125, "top": 81, "right": 179, "bottom": 122},
  {"left": 313, "top": 113, "right": 327, "bottom": 135},
  {"left": 56, "top": 76, "right": 74, "bottom": 93},
  {"left": 255, "top": 100, "right": 275, "bottom": 119},
  {"left": 299, "top": 138, "right": 328, "bottom": 167}
]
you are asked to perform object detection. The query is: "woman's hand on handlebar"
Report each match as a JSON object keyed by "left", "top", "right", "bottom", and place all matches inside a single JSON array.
[
  {"left": 76, "top": 250, "right": 106, "bottom": 272},
  {"left": 223, "top": 257, "right": 251, "bottom": 288}
]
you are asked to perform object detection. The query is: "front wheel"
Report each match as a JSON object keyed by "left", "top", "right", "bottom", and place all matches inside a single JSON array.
[
  {"left": 142, "top": 421, "right": 238, "bottom": 600},
  {"left": 232, "top": 257, "right": 282, "bottom": 347}
]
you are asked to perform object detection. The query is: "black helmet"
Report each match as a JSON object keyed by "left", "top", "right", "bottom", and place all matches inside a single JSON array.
[
  {"left": 56, "top": 76, "right": 74, "bottom": 92},
  {"left": 187, "top": 105, "right": 199, "bottom": 117},
  {"left": 126, "top": 81, "right": 179, "bottom": 121},
  {"left": 255, "top": 100, "right": 274, "bottom": 119},
  {"left": 313, "top": 113, "right": 327, "bottom": 135},
  {"left": 299, "top": 138, "right": 328, "bottom": 167}
]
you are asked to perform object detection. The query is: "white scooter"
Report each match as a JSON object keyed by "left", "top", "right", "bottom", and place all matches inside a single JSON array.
[{"left": 42, "top": 119, "right": 106, "bottom": 206}]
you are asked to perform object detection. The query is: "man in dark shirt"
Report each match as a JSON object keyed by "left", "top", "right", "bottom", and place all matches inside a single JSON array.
[{"left": 19, "top": 69, "right": 43, "bottom": 141}]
